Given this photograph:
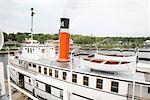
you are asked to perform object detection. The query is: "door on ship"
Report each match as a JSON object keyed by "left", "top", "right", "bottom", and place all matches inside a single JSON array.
[{"left": 18, "top": 73, "right": 24, "bottom": 88}]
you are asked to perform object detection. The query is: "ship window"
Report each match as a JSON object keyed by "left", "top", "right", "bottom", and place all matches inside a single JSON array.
[
  {"left": 49, "top": 69, "right": 52, "bottom": 76},
  {"left": 72, "top": 74, "right": 77, "bottom": 83},
  {"left": 44, "top": 68, "right": 47, "bottom": 75},
  {"left": 29, "top": 63, "right": 31, "bottom": 66},
  {"left": 60, "top": 91, "right": 63, "bottom": 99},
  {"left": 39, "top": 66, "right": 41, "bottom": 73},
  {"left": 41, "top": 49, "right": 45, "bottom": 53},
  {"left": 55, "top": 70, "right": 58, "bottom": 78},
  {"left": 63, "top": 72, "right": 67, "bottom": 80},
  {"left": 83, "top": 76, "right": 89, "bottom": 86},
  {"left": 27, "top": 48, "right": 29, "bottom": 53},
  {"left": 111, "top": 81, "right": 119, "bottom": 93},
  {"left": 96, "top": 79, "right": 103, "bottom": 89},
  {"left": 36, "top": 83, "right": 38, "bottom": 87},
  {"left": 46, "top": 84, "right": 51, "bottom": 94},
  {"left": 19, "top": 61, "right": 22, "bottom": 64},
  {"left": 30, "top": 48, "right": 32, "bottom": 53},
  {"left": 33, "top": 64, "right": 36, "bottom": 68},
  {"left": 148, "top": 87, "right": 150, "bottom": 93},
  {"left": 29, "top": 79, "right": 31, "bottom": 83}
]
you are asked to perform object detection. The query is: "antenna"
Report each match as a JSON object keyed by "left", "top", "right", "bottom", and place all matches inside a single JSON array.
[{"left": 31, "top": 8, "right": 35, "bottom": 40}]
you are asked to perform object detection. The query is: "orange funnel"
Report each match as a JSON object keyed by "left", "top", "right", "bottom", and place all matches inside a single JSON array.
[{"left": 57, "top": 18, "right": 70, "bottom": 62}]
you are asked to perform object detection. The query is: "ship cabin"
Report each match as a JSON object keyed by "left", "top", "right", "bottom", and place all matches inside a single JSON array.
[{"left": 20, "top": 43, "right": 55, "bottom": 60}]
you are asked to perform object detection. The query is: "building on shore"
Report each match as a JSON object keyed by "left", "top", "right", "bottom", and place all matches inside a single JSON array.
[
  {"left": 144, "top": 40, "right": 150, "bottom": 48},
  {"left": 4, "top": 40, "right": 20, "bottom": 47}
]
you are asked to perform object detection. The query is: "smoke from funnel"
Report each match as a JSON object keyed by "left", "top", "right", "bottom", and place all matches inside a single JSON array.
[{"left": 62, "top": 0, "right": 79, "bottom": 18}]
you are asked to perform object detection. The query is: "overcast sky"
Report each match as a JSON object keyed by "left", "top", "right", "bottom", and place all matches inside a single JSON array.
[{"left": 0, "top": 0, "right": 150, "bottom": 37}]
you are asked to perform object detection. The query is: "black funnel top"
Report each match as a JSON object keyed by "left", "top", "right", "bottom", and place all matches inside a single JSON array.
[{"left": 60, "top": 18, "right": 69, "bottom": 29}]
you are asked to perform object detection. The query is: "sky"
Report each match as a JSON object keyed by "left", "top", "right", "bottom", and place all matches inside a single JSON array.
[{"left": 0, "top": 0, "right": 150, "bottom": 37}]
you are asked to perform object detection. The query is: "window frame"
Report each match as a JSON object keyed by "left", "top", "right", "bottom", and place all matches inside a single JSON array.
[
  {"left": 111, "top": 81, "right": 119, "bottom": 93},
  {"left": 33, "top": 64, "right": 36, "bottom": 68},
  {"left": 38, "top": 66, "right": 41, "bottom": 73},
  {"left": 148, "top": 87, "right": 150, "bottom": 94},
  {"left": 96, "top": 79, "right": 103, "bottom": 89},
  {"left": 29, "top": 63, "right": 31, "bottom": 67},
  {"left": 83, "top": 76, "right": 89, "bottom": 86},
  {"left": 44, "top": 67, "right": 47, "bottom": 75},
  {"left": 41, "top": 49, "right": 45, "bottom": 53},
  {"left": 55, "top": 70, "right": 59, "bottom": 78},
  {"left": 72, "top": 74, "right": 77, "bottom": 83},
  {"left": 63, "top": 72, "right": 67, "bottom": 80},
  {"left": 49, "top": 69, "right": 52, "bottom": 76}
]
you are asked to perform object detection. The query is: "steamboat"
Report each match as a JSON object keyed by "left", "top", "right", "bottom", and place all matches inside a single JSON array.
[{"left": 7, "top": 17, "right": 150, "bottom": 100}]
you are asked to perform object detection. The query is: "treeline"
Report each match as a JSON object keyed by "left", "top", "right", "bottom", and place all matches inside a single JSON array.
[
  {"left": 3, "top": 32, "right": 150, "bottom": 48},
  {"left": 3, "top": 32, "right": 59, "bottom": 43}
]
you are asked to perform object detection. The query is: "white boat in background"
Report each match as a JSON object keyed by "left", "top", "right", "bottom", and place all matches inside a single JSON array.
[{"left": 95, "top": 52, "right": 136, "bottom": 62}]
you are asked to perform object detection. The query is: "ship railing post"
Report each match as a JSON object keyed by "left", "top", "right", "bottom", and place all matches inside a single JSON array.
[
  {"left": 7, "top": 46, "right": 12, "bottom": 100},
  {"left": 70, "top": 48, "right": 79, "bottom": 73},
  {"left": 70, "top": 48, "right": 79, "bottom": 100},
  {"left": 94, "top": 44, "right": 98, "bottom": 53},
  {"left": 132, "top": 51, "right": 138, "bottom": 100},
  {"left": 7, "top": 65, "right": 12, "bottom": 100}
]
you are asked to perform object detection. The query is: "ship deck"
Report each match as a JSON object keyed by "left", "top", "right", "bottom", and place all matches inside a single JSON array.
[{"left": 16, "top": 54, "right": 150, "bottom": 85}]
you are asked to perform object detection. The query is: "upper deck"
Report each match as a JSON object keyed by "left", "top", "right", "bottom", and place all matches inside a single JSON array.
[{"left": 11, "top": 52, "right": 150, "bottom": 85}]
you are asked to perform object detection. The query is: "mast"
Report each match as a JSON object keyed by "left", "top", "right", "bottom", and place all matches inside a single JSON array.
[{"left": 31, "top": 8, "right": 35, "bottom": 40}]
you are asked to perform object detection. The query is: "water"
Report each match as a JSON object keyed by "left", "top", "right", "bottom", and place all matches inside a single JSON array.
[{"left": 0, "top": 54, "right": 8, "bottom": 79}]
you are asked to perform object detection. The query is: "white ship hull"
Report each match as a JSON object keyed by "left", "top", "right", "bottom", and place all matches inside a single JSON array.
[{"left": 8, "top": 65, "right": 129, "bottom": 100}]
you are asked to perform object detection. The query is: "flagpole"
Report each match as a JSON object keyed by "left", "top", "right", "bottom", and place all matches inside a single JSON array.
[{"left": 31, "top": 8, "right": 35, "bottom": 40}]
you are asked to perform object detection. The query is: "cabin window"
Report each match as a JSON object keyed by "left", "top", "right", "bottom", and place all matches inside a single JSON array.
[
  {"left": 41, "top": 49, "right": 45, "bottom": 53},
  {"left": 72, "top": 74, "right": 77, "bottom": 83},
  {"left": 29, "top": 63, "right": 31, "bottom": 66},
  {"left": 63, "top": 72, "right": 67, "bottom": 80},
  {"left": 44, "top": 68, "right": 47, "bottom": 75},
  {"left": 49, "top": 69, "right": 52, "bottom": 76},
  {"left": 33, "top": 64, "right": 36, "bottom": 68},
  {"left": 39, "top": 66, "right": 41, "bottom": 73},
  {"left": 96, "top": 79, "right": 103, "bottom": 89},
  {"left": 36, "top": 83, "right": 38, "bottom": 87},
  {"left": 83, "top": 76, "right": 89, "bottom": 86},
  {"left": 30, "top": 48, "right": 32, "bottom": 53},
  {"left": 29, "top": 79, "right": 31, "bottom": 83},
  {"left": 46, "top": 84, "right": 51, "bottom": 94},
  {"left": 19, "top": 61, "right": 22, "bottom": 64},
  {"left": 55, "top": 70, "right": 58, "bottom": 78},
  {"left": 148, "top": 87, "right": 150, "bottom": 93},
  {"left": 27, "top": 48, "right": 29, "bottom": 53},
  {"left": 60, "top": 91, "right": 63, "bottom": 99},
  {"left": 111, "top": 81, "right": 119, "bottom": 93}
]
